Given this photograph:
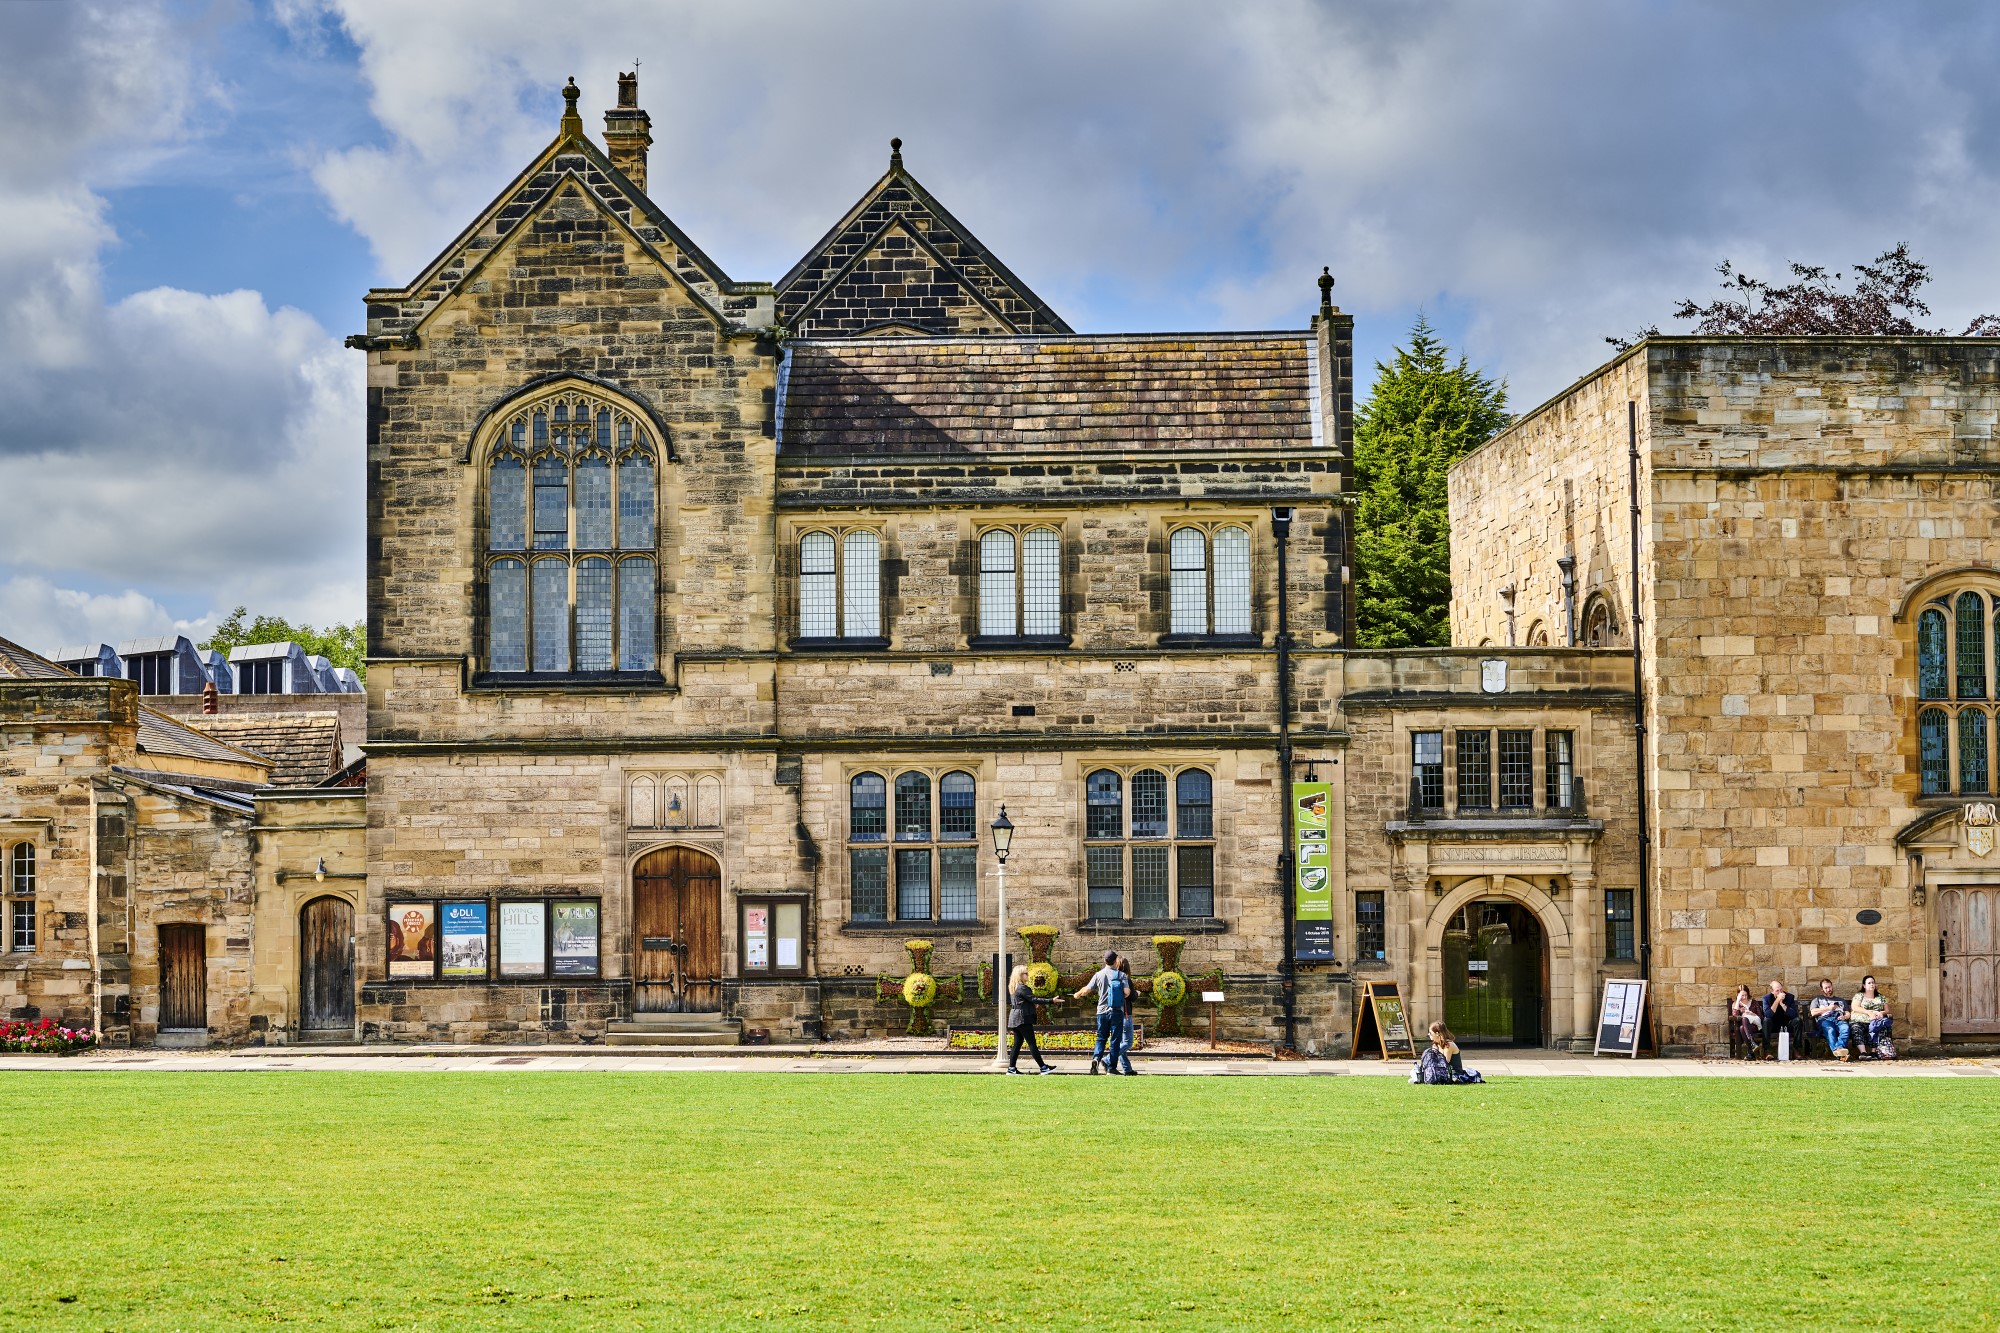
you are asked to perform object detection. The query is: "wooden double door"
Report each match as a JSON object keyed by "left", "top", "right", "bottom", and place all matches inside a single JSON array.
[
  {"left": 633, "top": 847, "right": 722, "bottom": 1012},
  {"left": 1941, "top": 886, "right": 2000, "bottom": 1034}
]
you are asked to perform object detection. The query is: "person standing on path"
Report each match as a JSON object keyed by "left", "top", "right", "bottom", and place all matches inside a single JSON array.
[
  {"left": 1006, "top": 964, "right": 1055, "bottom": 1074},
  {"left": 1073, "top": 950, "right": 1129, "bottom": 1075},
  {"left": 1114, "top": 956, "right": 1140, "bottom": 1075}
]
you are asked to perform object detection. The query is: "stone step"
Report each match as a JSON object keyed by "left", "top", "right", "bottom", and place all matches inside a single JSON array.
[
  {"left": 624, "top": 1010, "right": 731, "bottom": 1025},
  {"left": 606, "top": 1029, "right": 740, "bottom": 1047}
]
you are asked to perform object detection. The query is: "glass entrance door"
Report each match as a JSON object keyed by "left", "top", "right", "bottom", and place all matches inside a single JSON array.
[{"left": 1442, "top": 899, "right": 1545, "bottom": 1045}]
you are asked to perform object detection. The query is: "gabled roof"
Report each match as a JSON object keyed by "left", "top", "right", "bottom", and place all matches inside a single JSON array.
[
  {"left": 359, "top": 118, "right": 765, "bottom": 343},
  {"left": 775, "top": 142, "right": 1070, "bottom": 338},
  {"left": 779, "top": 333, "right": 1317, "bottom": 454},
  {"left": 183, "top": 712, "right": 344, "bottom": 789}
]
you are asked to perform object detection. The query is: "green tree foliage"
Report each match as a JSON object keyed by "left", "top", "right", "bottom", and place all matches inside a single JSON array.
[
  {"left": 201, "top": 607, "right": 367, "bottom": 679},
  {"left": 1352, "top": 317, "right": 1511, "bottom": 649}
]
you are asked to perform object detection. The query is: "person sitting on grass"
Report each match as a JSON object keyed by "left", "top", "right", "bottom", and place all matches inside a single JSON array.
[
  {"left": 1759, "top": 978, "right": 1799, "bottom": 1058},
  {"left": 1005, "top": 965, "right": 1055, "bottom": 1075},
  {"left": 1411, "top": 1021, "right": 1483, "bottom": 1084},
  {"left": 1073, "top": 949, "right": 1129, "bottom": 1075},
  {"left": 1808, "top": 977, "right": 1851, "bottom": 1060},
  {"left": 1850, "top": 975, "right": 1895, "bottom": 1060},
  {"left": 1730, "top": 984, "right": 1763, "bottom": 1058}
]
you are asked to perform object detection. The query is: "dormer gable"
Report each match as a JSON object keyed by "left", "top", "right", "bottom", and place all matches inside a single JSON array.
[{"left": 775, "top": 138, "right": 1070, "bottom": 339}]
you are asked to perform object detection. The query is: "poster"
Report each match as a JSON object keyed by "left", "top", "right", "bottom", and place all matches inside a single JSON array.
[
  {"left": 1595, "top": 978, "right": 1648, "bottom": 1057},
  {"left": 1292, "top": 781, "right": 1334, "bottom": 961},
  {"left": 386, "top": 902, "right": 436, "bottom": 977},
  {"left": 499, "top": 901, "right": 546, "bottom": 978},
  {"left": 745, "top": 906, "right": 770, "bottom": 969},
  {"left": 441, "top": 901, "right": 489, "bottom": 978},
  {"left": 552, "top": 901, "right": 600, "bottom": 977},
  {"left": 775, "top": 902, "right": 802, "bottom": 969}
]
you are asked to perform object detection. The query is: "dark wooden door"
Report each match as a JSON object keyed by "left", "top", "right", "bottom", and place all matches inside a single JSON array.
[
  {"left": 633, "top": 847, "right": 722, "bottom": 1012},
  {"left": 159, "top": 924, "right": 206, "bottom": 1030},
  {"left": 1941, "top": 887, "right": 1998, "bottom": 1034},
  {"left": 299, "top": 897, "right": 356, "bottom": 1031}
]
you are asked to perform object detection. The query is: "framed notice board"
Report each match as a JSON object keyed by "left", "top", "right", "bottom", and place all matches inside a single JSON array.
[
  {"left": 1351, "top": 980, "right": 1416, "bottom": 1059},
  {"left": 1594, "top": 978, "right": 1649, "bottom": 1057}
]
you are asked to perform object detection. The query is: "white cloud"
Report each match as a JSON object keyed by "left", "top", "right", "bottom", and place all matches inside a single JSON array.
[{"left": 0, "top": 576, "right": 207, "bottom": 658}]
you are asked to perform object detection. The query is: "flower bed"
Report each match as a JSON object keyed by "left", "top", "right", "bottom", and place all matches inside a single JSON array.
[
  {"left": 945, "top": 1027, "right": 1143, "bottom": 1052},
  {"left": 0, "top": 1018, "right": 95, "bottom": 1054}
]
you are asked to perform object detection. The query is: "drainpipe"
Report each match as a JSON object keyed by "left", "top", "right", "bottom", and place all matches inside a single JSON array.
[
  {"left": 1627, "top": 401, "right": 1654, "bottom": 1034},
  {"left": 1273, "top": 505, "right": 1296, "bottom": 1052},
  {"left": 1499, "top": 583, "right": 1517, "bottom": 646},
  {"left": 1558, "top": 553, "right": 1577, "bottom": 646}
]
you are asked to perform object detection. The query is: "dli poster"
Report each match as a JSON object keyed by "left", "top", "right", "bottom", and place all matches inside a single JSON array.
[{"left": 441, "top": 901, "right": 489, "bottom": 978}]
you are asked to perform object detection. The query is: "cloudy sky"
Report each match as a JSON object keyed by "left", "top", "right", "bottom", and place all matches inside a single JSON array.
[{"left": 4, "top": 0, "right": 1999, "bottom": 655}]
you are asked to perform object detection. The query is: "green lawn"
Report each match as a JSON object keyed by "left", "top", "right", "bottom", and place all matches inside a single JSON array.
[{"left": 3, "top": 1073, "right": 1995, "bottom": 1330}]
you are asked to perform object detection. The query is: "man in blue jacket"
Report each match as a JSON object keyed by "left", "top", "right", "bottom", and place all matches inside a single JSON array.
[{"left": 1760, "top": 978, "right": 1799, "bottom": 1058}]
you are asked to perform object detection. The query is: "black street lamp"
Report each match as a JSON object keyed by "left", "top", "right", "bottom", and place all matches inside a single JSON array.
[{"left": 989, "top": 805, "right": 1014, "bottom": 1069}]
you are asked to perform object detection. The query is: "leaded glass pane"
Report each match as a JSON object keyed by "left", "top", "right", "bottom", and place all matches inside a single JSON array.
[
  {"left": 1131, "top": 769, "right": 1168, "bottom": 838},
  {"left": 1086, "top": 846, "right": 1124, "bottom": 919},
  {"left": 1456, "top": 731, "right": 1491, "bottom": 810},
  {"left": 979, "top": 529, "right": 1016, "bottom": 636},
  {"left": 843, "top": 530, "right": 880, "bottom": 637},
  {"left": 1212, "top": 525, "right": 1251, "bottom": 635},
  {"left": 574, "top": 456, "right": 611, "bottom": 548},
  {"left": 10, "top": 898, "right": 31, "bottom": 952},
  {"left": 618, "top": 455, "right": 655, "bottom": 549},
  {"left": 1176, "top": 844, "right": 1214, "bottom": 918},
  {"left": 1919, "top": 608, "right": 1949, "bottom": 700},
  {"left": 850, "top": 849, "right": 888, "bottom": 921},
  {"left": 1022, "top": 528, "right": 1061, "bottom": 636},
  {"left": 939, "top": 771, "right": 976, "bottom": 840},
  {"left": 533, "top": 456, "right": 568, "bottom": 550},
  {"left": 532, "top": 558, "right": 569, "bottom": 672},
  {"left": 1498, "top": 730, "right": 1533, "bottom": 808},
  {"left": 896, "top": 848, "right": 932, "bottom": 920},
  {"left": 1545, "top": 731, "right": 1575, "bottom": 809},
  {"left": 895, "top": 772, "right": 932, "bottom": 842},
  {"left": 11, "top": 843, "right": 35, "bottom": 896},
  {"left": 1132, "top": 845, "right": 1169, "bottom": 918},
  {"left": 596, "top": 407, "right": 611, "bottom": 453},
  {"left": 799, "top": 533, "right": 836, "bottom": 637},
  {"left": 617, "top": 559, "right": 655, "bottom": 671},
  {"left": 1413, "top": 731, "right": 1445, "bottom": 810},
  {"left": 1169, "top": 528, "right": 1206, "bottom": 634},
  {"left": 1920, "top": 708, "right": 1951, "bottom": 795},
  {"left": 533, "top": 408, "right": 548, "bottom": 452},
  {"left": 1086, "top": 769, "right": 1123, "bottom": 840},
  {"left": 1176, "top": 769, "right": 1213, "bottom": 839},
  {"left": 1958, "top": 592, "right": 1988, "bottom": 699},
  {"left": 849, "top": 773, "right": 886, "bottom": 841},
  {"left": 1356, "top": 891, "right": 1385, "bottom": 960},
  {"left": 575, "top": 557, "right": 613, "bottom": 671},
  {"left": 489, "top": 558, "right": 527, "bottom": 672},
  {"left": 939, "top": 847, "right": 977, "bottom": 921},
  {"left": 489, "top": 456, "right": 525, "bottom": 551},
  {"left": 1961, "top": 709, "right": 1991, "bottom": 794}
]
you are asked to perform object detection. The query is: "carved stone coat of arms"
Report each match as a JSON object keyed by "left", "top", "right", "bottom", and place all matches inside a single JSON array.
[{"left": 1967, "top": 802, "right": 1997, "bottom": 858}]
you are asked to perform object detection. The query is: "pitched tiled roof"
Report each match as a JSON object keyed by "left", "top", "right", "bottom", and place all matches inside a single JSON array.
[
  {"left": 184, "top": 712, "right": 344, "bottom": 788},
  {"left": 0, "top": 633, "right": 272, "bottom": 774},
  {"left": 779, "top": 334, "right": 1317, "bottom": 454}
]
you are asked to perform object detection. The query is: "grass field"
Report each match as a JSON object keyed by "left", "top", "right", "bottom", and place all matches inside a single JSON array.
[{"left": 3, "top": 1072, "right": 1995, "bottom": 1330}]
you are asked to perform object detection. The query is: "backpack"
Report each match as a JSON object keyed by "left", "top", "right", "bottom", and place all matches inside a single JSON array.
[{"left": 1103, "top": 970, "right": 1129, "bottom": 1009}]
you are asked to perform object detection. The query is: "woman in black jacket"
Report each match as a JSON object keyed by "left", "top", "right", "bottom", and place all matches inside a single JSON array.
[{"left": 1007, "top": 964, "right": 1055, "bottom": 1074}]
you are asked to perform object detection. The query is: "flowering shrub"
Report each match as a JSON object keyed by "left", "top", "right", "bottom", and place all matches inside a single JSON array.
[{"left": 0, "top": 1018, "right": 95, "bottom": 1053}]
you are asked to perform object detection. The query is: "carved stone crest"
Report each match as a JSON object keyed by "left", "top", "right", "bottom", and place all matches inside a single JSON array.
[{"left": 1967, "top": 802, "right": 1996, "bottom": 858}]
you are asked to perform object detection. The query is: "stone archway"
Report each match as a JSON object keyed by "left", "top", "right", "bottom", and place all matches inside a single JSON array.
[{"left": 1420, "top": 875, "right": 1577, "bottom": 1047}]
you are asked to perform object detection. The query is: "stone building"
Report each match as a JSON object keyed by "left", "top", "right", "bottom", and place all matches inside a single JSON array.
[{"left": 1451, "top": 337, "right": 2000, "bottom": 1052}]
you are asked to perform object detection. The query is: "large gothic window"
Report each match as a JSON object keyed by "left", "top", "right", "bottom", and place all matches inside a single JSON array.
[
  {"left": 485, "top": 390, "right": 659, "bottom": 676},
  {"left": 1911, "top": 581, "right": 1998, "bottom": 796}
]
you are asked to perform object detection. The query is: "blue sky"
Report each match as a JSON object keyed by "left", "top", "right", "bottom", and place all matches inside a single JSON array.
[{"left": 5, "top": 0, "right": 2000, "bottom": 653}]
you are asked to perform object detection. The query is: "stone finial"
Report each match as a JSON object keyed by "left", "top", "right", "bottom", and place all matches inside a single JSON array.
[
  {"left": 1318, "top": 266, "right": 1335, "bottom": 308},
  {"left": 560, "top": 76, "right": 583, "bottom": 136},
  {"left": 617, "top": 70, "right": 638, "bottom": 108},
  {"left": 890, "top": 137, "right": 903, "bottom": 169}
]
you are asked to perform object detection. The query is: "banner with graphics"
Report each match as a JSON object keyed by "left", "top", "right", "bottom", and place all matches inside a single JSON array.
[
  {"left": 441, "top": 901, "right": 489, "bottom": 978},
  {"left": 1293, "top": 781, "right": 1334, "bottom": 961}
]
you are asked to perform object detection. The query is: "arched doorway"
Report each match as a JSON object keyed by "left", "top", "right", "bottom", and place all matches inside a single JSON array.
[
  {"left": 633, "top": 847, "right": 722, "bottom": 1012},
  {"left": 1441, "top": 899, "right": 1546, "bottom": 1045},
  {"left": 299, "top": 896, "right": 356, "bottom": 1034}
]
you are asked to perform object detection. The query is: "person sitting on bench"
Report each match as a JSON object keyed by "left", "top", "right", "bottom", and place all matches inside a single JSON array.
[
  {"left": 1729, "top": 984, "right": 1762, "bottom": 1058},
  {"left": 1850, "top": 975, "right": 1895, "bottom": 1060},
  {"left": 1759, "top": 979, "right": 1799, "bottom": 1058},
  {"left": 1808, "top": 977, "right": 1851, "bottom": 1060}
]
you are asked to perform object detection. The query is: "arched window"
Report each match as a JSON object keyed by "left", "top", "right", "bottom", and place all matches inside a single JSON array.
[
  {"left": 1910, "top": 582, "right": 1999, "bottom": 796},
  {"left": 1527, "top": 621, "right": 1549, "bottom": 648},
  {"left": 1583, "top": 596, "right": 1616, "bottom": 647},
  {"left": 1169, "top": 528, "right": 1207, "bottom": 635},
  {"left": 979, "top": 530, "right": 1016, "bottom": 637},
  {"left": 977, "top": 526, "right": 1063, "bottom": 640},
  {"left": 848, "top": 768, "right": 976, "bottom": 922},
  {"left": 1084, "top": 766, "right": 1217, "bottom": 921},
  {"left": 797, "top": 529, "right": 881, "bottom": 642},
  {"left": 483, "top": 388, "right": 659, "bottom": 677},
  {"left": 7, "top": 843, "right": 34, "bottom": 953}
]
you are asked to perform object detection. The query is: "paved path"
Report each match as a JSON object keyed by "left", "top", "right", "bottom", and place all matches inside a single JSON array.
[{"left": 4, "top": 1048, "right": 1995, "bottom": 1076}]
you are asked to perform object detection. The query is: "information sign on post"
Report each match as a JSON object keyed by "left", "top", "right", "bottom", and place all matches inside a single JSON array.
[
  {"left": 1292, "top": 781, "right": 1334, "bottom": 961},
  {"left": 1351, "top": 980, "right": 1415, "bottom": 1059},
  {"left": 1594, "top": 978, "right": 1649, "bottom": 1057}
]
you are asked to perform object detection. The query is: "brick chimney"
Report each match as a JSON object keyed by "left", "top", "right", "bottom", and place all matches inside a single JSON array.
[{"left": 604, "top": 71, "right": 652, "bottom": 192}]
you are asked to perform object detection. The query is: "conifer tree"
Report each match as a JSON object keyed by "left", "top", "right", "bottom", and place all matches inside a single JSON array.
[{"left": 1351, "top": 317, "right": 1510, "bottom": 649}]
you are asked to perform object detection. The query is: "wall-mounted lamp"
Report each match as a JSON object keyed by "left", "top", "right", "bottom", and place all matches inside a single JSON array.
[{"left": 315, "top": 858, "right": 327, "bottom": 883}]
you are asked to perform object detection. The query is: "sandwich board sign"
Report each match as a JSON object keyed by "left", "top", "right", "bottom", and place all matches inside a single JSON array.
[
  {"left": 1351, "top": 980, "right": 1415, "bottom": 1059},
  {"left": 1594, "top": 978, "right": 1649, "bottom": 1057}
]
